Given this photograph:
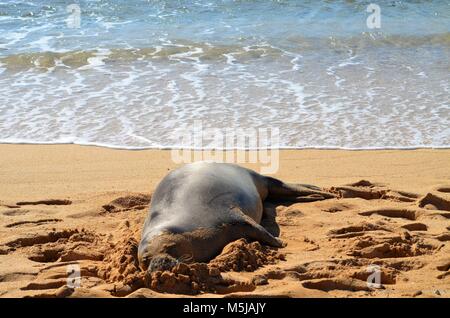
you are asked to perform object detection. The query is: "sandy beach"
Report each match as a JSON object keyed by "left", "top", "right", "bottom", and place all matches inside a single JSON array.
[{"left": 0, "top": 145, "right": 449, "bottom": 297}]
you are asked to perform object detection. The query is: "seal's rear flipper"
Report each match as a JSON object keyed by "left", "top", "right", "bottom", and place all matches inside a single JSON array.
[{"left": 265, "top": 176, "right": 336, "bottom": 201}]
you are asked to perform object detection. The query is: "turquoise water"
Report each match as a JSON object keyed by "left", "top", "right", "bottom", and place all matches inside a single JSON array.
[{"left": 0, "top": 1, "right": 449, "bottom": 149}]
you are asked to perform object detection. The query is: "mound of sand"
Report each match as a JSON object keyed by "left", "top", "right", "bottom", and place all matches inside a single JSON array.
[
  {"left": 96, "top": 236, "right": 283, "bottom": 296},
  {"left": 209, "top": 239, "right": 285, "bottom": 272}
]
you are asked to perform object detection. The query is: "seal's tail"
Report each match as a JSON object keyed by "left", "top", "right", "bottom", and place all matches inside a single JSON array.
[{"left": 265, "top": 176, "right": 336, "bottom": 202}]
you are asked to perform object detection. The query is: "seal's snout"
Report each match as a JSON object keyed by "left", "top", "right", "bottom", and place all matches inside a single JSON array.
[{"left": 147, "top": 254, "right": 179, "bottom": 273}]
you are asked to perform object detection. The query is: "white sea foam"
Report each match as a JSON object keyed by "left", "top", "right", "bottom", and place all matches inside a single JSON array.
[{"left": 0, "top": 1, "right": 449, "bottom": 150}]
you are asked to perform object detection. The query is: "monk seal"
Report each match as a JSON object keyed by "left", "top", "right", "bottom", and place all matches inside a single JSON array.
[{"left": 138, "top": 162, "right": 334, "bottom": 272}]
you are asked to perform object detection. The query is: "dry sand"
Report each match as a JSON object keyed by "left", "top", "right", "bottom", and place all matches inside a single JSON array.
[{"left": 0, "top": 144, "right": 449, "bottom": 298}]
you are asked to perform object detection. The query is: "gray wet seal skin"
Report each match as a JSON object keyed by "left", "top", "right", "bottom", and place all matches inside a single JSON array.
[{"left": 138, "top": 162, "right": 334, "bottom": 272}]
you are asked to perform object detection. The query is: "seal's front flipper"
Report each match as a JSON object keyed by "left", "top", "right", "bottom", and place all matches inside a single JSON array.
[
  {"left": 261, "top": 202, "right": 280, "bottom": 237},
  {"left": 265, "top": 176, "right": 335, "bottom": 201},
  {"left": 233, "top": 215, "right": 284, "bottom": 248}
]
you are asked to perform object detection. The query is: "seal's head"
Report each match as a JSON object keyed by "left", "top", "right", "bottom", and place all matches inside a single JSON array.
[{"left": 138, "top": 232, "right": 194, "bottom": 272}]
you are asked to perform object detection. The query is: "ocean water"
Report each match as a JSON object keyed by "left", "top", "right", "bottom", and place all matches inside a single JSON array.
[{"left": 0, "top": 0, "right": 449, "bottom": 149}]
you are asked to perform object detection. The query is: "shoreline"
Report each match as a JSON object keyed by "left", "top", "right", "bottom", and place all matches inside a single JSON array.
[{"left": 1, "top": 142, "right": 450, "bottom": 151}]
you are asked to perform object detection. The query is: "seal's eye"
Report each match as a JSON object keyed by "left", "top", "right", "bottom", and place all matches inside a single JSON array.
[
  {"left": 178, "top": 253, "right": 194, "bottom": 263},
  {"left": 150, "top": 210, "right": 160, "bottom": 220}
]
